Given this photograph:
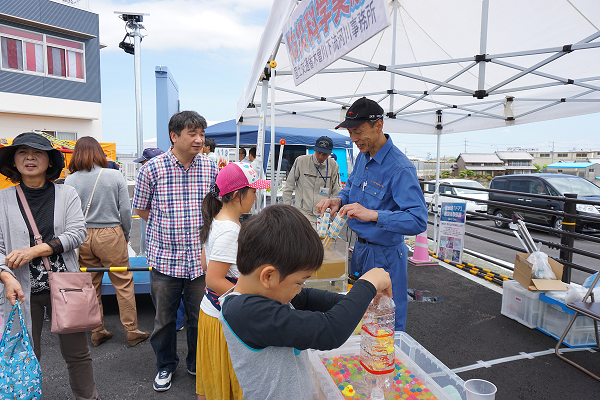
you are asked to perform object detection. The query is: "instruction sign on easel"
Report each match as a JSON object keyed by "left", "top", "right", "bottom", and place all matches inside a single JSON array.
[{"left": 436, "top": 203, "right": 466, "bottom": 264}]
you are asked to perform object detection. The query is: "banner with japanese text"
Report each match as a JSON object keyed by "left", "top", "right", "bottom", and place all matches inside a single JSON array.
[
  {"left": 283, "top": 0, "right": 390, "bottom": 86},
  {"left": 436, "top": 203, "right": 466, "bottom": 265}
]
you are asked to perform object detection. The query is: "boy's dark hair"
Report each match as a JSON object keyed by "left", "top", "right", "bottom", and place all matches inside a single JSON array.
[
  {"left": 249, "top": 147, "right": 256, "bottom": 158},
  {"left": 237, "top": 205, "right": 323, "bottom": 280},
  {"left": 239, "top": 148, "right": 247, "bottom": 157},
  {"left": 204, "top": 137, "right": 216, "bottom": 153},
  {"left": 168, "top": 111, "right": 207, "bottom": 145}
]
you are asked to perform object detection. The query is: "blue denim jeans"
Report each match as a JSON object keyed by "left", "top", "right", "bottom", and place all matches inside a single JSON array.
[
  {"left": 351, "top": 240, "right": 408, "bottom": 331},
  {"left": 150, "top": 270, "right": 205, "bottom": 373}
]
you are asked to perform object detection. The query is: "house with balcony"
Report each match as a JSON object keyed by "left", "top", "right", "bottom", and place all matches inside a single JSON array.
[
  {"left": 495, "top": 151, "right": 536, "bottom": 175},
  {"left": 0, "top": 0, "right": 101, "bottom": 141},
  {"left": 455, "top": 153, "right": 506, "bottom": 177}
]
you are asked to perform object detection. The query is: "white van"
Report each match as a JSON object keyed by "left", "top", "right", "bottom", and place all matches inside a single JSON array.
[{"left": 423, "top": 179, "right": 488, "bottom": 214}]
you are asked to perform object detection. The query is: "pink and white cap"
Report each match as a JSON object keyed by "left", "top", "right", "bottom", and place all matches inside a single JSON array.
[{"left": 216, "top": 162, "right": 271, "bottom": 195}]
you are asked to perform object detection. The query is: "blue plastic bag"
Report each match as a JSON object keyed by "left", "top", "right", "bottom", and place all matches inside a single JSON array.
[{"left": 0, "top": 301, "right": 42, "bottom": 399}]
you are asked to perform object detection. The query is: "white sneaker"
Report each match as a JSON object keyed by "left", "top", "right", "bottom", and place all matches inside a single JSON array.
[{"left": 153, "top": 370, "right": 172, "bottom": 391}]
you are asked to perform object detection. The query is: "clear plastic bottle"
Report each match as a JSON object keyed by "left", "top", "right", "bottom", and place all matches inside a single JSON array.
[{"left": 360, "top": 294, "right": 396, "bottom": 375}]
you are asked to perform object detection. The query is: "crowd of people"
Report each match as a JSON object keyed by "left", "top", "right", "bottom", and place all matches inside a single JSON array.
[{"left": 0, "top": 97, "right": 427, "bottom": 400}]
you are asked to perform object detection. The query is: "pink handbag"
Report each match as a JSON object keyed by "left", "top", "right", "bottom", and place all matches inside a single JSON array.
[{"left": 16, "top": 185, "right": 102, "bottom": 334}]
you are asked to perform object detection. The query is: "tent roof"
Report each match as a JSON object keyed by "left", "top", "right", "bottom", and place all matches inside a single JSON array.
[
  {"left": 204, "top": 119, "right": 352, "bottom": 148},
  {"left": 238, "top": 0, "right": 600, "bottom": 135}
]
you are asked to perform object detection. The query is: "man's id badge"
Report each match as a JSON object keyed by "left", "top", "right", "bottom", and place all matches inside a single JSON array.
[{"left": 319, "top": 187, "right": 330, "bottom": 196}]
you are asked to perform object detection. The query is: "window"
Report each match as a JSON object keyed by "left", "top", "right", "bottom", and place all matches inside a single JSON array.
[
  {"left": 540, "top": 153, "right": 550, "bottom": 158},
  {"left": 0, "top": 24, "right": 85, "bottom": 81},
  {"left": 508, "top": 180, "right": 530, "bottom": 193},
  {"left": 56, "top": 131, "right": 77, "bottom": 141},
  {"left": 576, "top": 153, "right": 587, "bottom": 158},
  {"left": 589, "top": 169, "right": 595, "bottom": 173},
  {"left": 557, "top": 153, "right": 568, "bottom": 158}
]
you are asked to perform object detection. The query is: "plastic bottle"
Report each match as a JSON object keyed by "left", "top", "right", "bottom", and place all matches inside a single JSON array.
[{"left": 360, "top": 294, "right": 396, "bottom": 375}]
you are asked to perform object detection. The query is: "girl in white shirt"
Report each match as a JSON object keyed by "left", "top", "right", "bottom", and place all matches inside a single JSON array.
[{"left": 196, "top": 162, "right": 269, "bottom": 400}]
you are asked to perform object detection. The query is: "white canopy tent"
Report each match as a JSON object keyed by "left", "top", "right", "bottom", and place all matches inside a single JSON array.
[{"left": 237, "top": 0, "right": 600, "bottom": 221}]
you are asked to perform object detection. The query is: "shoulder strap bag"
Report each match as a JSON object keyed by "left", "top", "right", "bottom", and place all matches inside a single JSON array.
[{"left": 16, "top": 185, "right": 102, "bottom": 334}]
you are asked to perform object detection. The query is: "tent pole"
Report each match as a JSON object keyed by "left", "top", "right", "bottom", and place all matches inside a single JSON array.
[
  {"left": 256, "top": 78, "right": 269, "bottom": 212},
  {"left": 270, "top": 70, "right": 277, "bottom": 207},
  {"left": 236, "top": 122, "right": 240, "bottom": 163},
  {"left": 389, "top": 0, "right": 398, "bottom": 114},
  {"left": 433, "top": 111, "right": 442, "bottom": 253},
  {"left": 478, "top": 0, "right": 490, "bottom": 94}
]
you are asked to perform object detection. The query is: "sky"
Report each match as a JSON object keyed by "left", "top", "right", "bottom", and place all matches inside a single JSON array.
[{"left": 89, "top": 0, "right": 600, "bottom": 159}]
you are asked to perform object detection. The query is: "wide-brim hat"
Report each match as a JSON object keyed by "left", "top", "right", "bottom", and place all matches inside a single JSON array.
[
  {"left": 216, "top": 162, "right": 271, "bottom": 195},
  {"left": 0, "top": 132, "right": 65, "bottom": 181},
  {"left": 335, "top": 97, "right": 384, "bottom": 129}
]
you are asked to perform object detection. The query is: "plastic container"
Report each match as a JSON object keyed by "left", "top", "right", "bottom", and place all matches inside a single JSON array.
[
  {"left": 360, "top": 294, "right": 396, "bottom": 374},
  {"left": 464, "top": 379, "right": 497, "bottom": 400},
  {"left": 500, "top": 280, "right": 540, "bottom": 328},
  {"left": 537, "top": 293, "right": 596, "bottom": 348},
  {"left": 308, "top": 335, "right": 459, "bottom": 400},
  {"left": 395, "top": 332, "right": 466, "bottom": 399}
]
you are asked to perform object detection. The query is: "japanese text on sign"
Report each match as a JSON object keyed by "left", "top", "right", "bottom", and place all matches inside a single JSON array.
[{"left": 283, "top": 0, "right": 389, "bottom": 85}]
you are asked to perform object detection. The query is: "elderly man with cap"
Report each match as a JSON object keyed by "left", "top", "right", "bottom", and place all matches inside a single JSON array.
[
  {"left": 316, "top": 97, "right": 427, "bottom": 332},
  {"left": 283, "top": 136, "right": 342, "bottom": 226}
]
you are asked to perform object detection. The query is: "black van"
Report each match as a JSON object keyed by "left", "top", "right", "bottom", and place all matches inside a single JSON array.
[{"left": 487, "top": 173, "right": 600, "bottom": 231}]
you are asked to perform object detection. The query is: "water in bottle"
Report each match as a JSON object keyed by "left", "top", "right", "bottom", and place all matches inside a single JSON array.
[{"left": 360, "top": 294, "right": 396, "bottom": 375}]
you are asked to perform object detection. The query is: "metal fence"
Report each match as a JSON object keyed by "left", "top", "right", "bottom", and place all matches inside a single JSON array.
[{"left": 421, "top": 181, "right": 600, "bottom": 283}]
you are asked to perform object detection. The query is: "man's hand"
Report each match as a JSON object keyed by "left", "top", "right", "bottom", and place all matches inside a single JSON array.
[
  {"left": 5, "top": 247, "right": 38, "bottom": 270},
  {"left": 135, "top": 209, "right": 150, "bottom": 222},
  {"left": 1, "top": 271, "right": 26, "bottom": 306},
  {"left": 338, "top": 202, "right": 378, "bottom": 222},
  {"left": 358, "top": 268, "right": 393, "bottom": 298},
  {"left": 316, "top": 198, "right": 342, "bottom": 215}
]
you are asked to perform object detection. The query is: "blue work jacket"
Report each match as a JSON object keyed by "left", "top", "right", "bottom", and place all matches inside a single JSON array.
[{"left": 338, "top": 135, "right": 427, "bottom": 245}]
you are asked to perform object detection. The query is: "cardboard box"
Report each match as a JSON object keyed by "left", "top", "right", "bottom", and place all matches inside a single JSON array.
[{"left": 513, "top": 253, "right": 568, "bottom": 291}]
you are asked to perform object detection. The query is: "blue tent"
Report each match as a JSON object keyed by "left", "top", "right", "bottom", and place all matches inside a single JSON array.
[{"left": 205, "top": 119, "right": 353, "bottom": 149}]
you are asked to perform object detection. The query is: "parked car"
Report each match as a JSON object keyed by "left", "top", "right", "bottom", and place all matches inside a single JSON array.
[
  {"left": 487, "top": 173, "right": 600, "bottom": 231},
  {"left": 423, "top": 179, "right": 488, "bottom": 214}
]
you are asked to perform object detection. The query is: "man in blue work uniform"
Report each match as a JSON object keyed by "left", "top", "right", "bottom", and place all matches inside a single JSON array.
[{"left": 316, "top": 97, "right": 427, "bottom": 331}]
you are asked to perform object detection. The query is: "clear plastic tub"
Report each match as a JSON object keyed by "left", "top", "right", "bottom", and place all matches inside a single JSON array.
[
  {"left": 309, "top": 334, "right": 464, "bottom": 400},
  {"left": 501, "top": 280, "right": 540, "bottom": 329},
  {"left": 537, "top": 293, "right": 597, "bottom": 348}
]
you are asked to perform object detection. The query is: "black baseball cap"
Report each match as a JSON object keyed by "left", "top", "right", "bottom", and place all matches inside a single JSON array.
[
  {"left": 335, "top": 97, "right": 384, "bottom": 129},
  {"left": 314, "top": 136, "right": 333, "bottom": 154},
  {"left": 0, "top": 132, "right": 65, "bottom": 180}
]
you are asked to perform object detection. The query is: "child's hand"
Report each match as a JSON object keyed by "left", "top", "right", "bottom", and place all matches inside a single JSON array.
[{"left": 359, "top": 268, "right": 393, "bottom": 298}]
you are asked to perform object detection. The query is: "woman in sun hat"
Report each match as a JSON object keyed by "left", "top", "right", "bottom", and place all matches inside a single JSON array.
[
  {"left": 196, "top": 162, "right": 269, "bottom": 400},
  {"left": 0, "top": 132, "right": 99, "bottom": 399}
]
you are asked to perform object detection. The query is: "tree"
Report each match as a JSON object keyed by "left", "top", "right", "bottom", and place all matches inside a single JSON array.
[{"left": 441, "top": 170, "right": 452, "bottom": 178}]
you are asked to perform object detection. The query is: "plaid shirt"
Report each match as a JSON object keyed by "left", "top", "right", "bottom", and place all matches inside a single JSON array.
[{"left": 132, "top": 148, "right": 217, "bottom": 279}]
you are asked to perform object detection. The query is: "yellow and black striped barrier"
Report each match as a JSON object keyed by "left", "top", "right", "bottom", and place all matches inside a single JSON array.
[
  {"left": 79, "top": 266, "right": 153, "bottom": 272},
  {"left": 428, "top": 250, "right": 510, "bottom": 286}
]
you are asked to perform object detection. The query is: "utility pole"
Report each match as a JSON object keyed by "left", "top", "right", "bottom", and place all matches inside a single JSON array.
[{"left": 464, "top": 139, "right": 467, "bottom": 153}]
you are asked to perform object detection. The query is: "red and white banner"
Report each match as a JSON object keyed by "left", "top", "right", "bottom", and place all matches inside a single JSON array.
[{"left": 283, "top": 0, "right": 389, "bottom": 86}]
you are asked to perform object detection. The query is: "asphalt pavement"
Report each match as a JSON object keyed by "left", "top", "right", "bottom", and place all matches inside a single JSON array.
[{"left": 36, "top": 215, "right": 600, "bottom": 399}]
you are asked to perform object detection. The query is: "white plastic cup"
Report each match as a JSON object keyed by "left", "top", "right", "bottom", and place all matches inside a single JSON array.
[{"left": 464, "top": 379, "right": 497, "bottom": 400}]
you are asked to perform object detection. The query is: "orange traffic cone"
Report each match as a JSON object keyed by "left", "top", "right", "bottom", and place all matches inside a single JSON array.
[{"left": 408, "top": 231, "right": 437, "bottom": 266}]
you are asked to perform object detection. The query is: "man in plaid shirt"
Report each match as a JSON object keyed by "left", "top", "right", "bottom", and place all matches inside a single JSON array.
[{"left": 133, "top": 111, "right": 218, "bottom": 392}]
